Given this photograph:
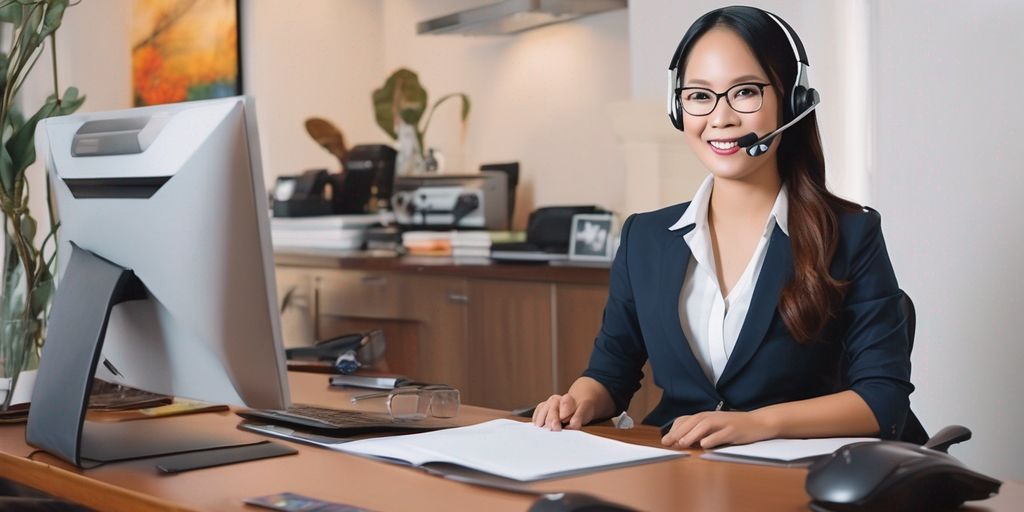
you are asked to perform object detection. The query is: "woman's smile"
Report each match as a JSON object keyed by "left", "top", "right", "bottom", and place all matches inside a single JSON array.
[{"left": 708, "top": 139, "right": 741, "bottom": 155}]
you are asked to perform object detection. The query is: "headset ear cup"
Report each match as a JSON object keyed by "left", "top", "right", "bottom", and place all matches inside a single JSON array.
[
  {"left": 791, "top": 86, "right": 816, "bottom": 118},
  {"left": 671, "top": 94, "right": 684, "bottom": 131}
]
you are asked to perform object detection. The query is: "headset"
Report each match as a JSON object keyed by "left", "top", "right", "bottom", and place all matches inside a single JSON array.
[{"left": 666, "top": 8, "right": 820, "bottom": 157}]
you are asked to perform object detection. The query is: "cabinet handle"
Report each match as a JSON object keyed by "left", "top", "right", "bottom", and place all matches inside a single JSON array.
[
  {"left": 361, "top": 275, "right": 387, "bottom": 286},
  {"left": 446, "top": 293, "right": 469, "bottom": 304}
]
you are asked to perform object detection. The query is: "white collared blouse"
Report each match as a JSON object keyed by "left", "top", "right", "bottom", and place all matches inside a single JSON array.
[{"left": 667, "top": 175, "right": 789, "bottom": 384}]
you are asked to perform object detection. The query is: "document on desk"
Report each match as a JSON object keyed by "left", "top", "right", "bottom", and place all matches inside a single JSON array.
[
  {"left": 702, "top": 437, "right": 879, "bottom": 467},
  {"left": 333, "top": 419, "right": 683, "bottom": 482}
]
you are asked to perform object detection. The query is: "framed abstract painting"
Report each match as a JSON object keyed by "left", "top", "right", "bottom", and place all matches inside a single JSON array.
[{"left": 131, "top": 0, "right": 241, "bottom": 106}]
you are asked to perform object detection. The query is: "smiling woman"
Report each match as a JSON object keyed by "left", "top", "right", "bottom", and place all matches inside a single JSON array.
[{"left": 533, "top": 5, "right": 918, "bottom": 452}]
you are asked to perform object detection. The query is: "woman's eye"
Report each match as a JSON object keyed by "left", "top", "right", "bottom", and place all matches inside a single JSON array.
[
  {"left": 687, "top": 92, "right": 711, "bottom": 101},
  {"left": 732, "top": 86, "right": 761, "bottom": 99}
]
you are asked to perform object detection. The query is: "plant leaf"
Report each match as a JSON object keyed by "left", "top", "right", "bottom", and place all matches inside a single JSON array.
[
  {"left": 372, "top": 68, "right": 427, "bottom": 140},
  {"left": 0, "top": 53, "right": 9, "bottom": 96},
  {"left": 0, "top": 145, "right": 15, "bottom": 196},
  {"left": 18, "top": 2, "right": 45, "bottom": 59},
  {"left": 56, "top": 86, "right": 85, "bottom": 115},
  {"left": 29, "top": 265, "right": 52, "bottom": 318},
  {"left": 0, "top": 1, "right": 23, "bottom": 24},
  {"left": 6, "top": 94, "right": 58, "bottom": 180},
  {"left": 39, "top": 0, "right": 69, "bottom": 40},
  {"left": 19, "top": 213, "right": 35, "bottom": 244}
]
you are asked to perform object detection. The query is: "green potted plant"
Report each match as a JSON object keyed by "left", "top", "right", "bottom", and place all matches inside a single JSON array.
[
  {"left": 372, "top": 68, "right": 470, "bottom": 175},
  {"left": 0, "top": 0, "right": 84, "bottom": 410}
]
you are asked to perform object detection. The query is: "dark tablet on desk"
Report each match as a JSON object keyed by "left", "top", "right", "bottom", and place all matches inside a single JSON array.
[{"left": 154, "top": 441, "right": 297, "bottom": 474}]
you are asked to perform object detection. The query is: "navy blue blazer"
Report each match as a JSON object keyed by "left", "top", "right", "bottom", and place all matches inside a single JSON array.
[{"left": 582, "top": 202, "right": 914, "bottom": 440}]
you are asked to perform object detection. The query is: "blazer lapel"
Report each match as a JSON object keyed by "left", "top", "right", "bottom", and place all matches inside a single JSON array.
[
  {"left": 660, "top": 225, "right": 719, "bottom": 398},
  {"left": 716, "top": 224, "right": 794, "bottom": 388}
]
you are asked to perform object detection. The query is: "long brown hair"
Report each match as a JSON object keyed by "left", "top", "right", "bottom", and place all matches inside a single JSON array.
[{"left": 675, "top": 7, "right": 860, "bottom": 343}]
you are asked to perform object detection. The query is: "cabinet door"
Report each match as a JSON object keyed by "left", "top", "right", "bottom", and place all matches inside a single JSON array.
[
  {"left": 275, "top": 266, "right": 316, "bottom": 348},
  {"left": 556, "top": 284, "right": 660, "bottom": 422},
  {"left": 316, "top": 269, "right": 409, "bottom": 319},
  {"left": 405, "top": 276, "right": 470, "bottom": 395},
  {"left": 466, "top": 279, "right": 553, "bottom": 410}
]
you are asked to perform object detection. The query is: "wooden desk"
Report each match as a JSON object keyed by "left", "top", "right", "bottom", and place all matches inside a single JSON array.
[{"left": 1, "top": 372, "right": 1020, "bottom": 511}]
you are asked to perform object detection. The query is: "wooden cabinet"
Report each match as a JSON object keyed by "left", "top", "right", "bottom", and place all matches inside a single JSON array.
[
  {"left": 275, "top": 257, "right": 662, "bottom": 420},
  {"left": 466, "top": 279, "right": 553, "bottom": 410},
  {"left": 405, "top": 275, "right": 471, "bottom": 398}
]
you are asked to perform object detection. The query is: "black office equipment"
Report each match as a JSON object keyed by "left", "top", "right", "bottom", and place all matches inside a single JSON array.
[
  {"left": 235, "top": 404, "right": 454, "bottom": 436},
  {"left": 480, "top": 161, "right": 519, "bottom": 229},
  {"left": 528, "top": 493, "right": 635, "bottom": 512},
  {"left": 491, "top": 205, "right": 606, "bottom": 261},
  {"left": 155, "top": 441, "right": 297, "bottom": 474},
  {"left": 344, "top": 144, "right": 397, "bottom": 212},
  {"left": 272, "top": 169, "right": 335, "bottom": 217},
  {"left": 805, "top": 425, "right": 1001, "bottom": 512}
]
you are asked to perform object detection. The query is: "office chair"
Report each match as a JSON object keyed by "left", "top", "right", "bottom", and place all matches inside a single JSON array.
[{"left": 898, "top": 291, "right": 930, "bottom": 444}]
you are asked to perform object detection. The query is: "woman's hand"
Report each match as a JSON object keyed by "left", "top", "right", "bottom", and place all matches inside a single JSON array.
[
  {"left": 660, "top": 411, "right": 777, "bottom": 449},
  {"left": 532, "top": 393, "right": 596, "bottom": 431}
]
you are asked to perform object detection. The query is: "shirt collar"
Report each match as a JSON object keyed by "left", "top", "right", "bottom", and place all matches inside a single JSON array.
[{"left": 668, "top": 175, "right": 790, "bottom": 238}]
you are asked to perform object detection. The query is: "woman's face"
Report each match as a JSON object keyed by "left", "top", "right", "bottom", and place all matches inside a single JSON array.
[{"left": 681, "top": 27, "right": 782, "bottom": 182}]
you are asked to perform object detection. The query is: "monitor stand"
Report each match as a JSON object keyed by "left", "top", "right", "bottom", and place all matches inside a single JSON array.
[{"left": 25, "top": 243, "right": 260, "bottom": 468}]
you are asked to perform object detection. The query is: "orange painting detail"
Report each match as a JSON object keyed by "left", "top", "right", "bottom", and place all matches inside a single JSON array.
[{"left": 132, "top": 0, "right": 239, "bottom": 106}]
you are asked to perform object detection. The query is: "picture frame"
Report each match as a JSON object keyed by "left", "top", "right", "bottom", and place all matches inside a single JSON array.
[
  {"left": 131, "top": 0, "right": 242, "bottom": 106},
  {"left": 569, "top": 213, "right": 616, "bottom": 262}
]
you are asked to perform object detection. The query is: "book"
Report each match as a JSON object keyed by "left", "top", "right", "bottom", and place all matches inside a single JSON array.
[
  {"left": 701, "top": 437, "right": 879, "bottom": 467},
  {"left": 328, "top": 374, "right": 413, "bottom": 390},
  {"left": 332, "top": 418, "right": 683, "bottom": 482}
]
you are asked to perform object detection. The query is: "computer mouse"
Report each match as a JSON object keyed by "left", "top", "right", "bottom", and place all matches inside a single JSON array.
[
  {"left": 805, "top": 427, "right": 1001, "bottom": 512},
  {"left": 528, "top": 492, "right": 636, "bottom": 512}
]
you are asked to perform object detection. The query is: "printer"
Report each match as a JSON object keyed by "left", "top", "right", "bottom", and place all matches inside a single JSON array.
[{"left": 391, "top": 166, "right": 516, "bottom": 230}]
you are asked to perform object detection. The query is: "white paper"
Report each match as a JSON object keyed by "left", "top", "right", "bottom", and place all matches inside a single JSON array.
[
  {"left": 334, "top": 418, "right": 682, "bottom": 481},
  {"left": 709, "top": 437, "right": 879, "bottom": 462}
]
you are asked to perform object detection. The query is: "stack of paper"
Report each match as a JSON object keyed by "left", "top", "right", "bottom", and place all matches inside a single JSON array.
[
  {"left": 451, "top": 231, "right": 491, "bottom": 261},
  {"left": 271, "top": 213, "right": 388, "bottom": 250}
]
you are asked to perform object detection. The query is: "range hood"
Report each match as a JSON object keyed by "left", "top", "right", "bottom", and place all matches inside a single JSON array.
[{"left": 417, "top": 0, "right": 627, "bottom": 36}]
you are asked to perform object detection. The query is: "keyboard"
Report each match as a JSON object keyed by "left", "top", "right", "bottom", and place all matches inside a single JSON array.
[{"left": 236, "top": 403, "right": 454, "bottom": 435}]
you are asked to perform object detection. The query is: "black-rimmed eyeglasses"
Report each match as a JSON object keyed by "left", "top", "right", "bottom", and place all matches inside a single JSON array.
[{"left": 678, "top": 82, "right": 771, "bottom": 116}]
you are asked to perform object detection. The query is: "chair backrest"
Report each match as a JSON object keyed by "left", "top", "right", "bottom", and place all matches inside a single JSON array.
[{"left": 898, "top": 290, "right": 929, "bottom": 444}]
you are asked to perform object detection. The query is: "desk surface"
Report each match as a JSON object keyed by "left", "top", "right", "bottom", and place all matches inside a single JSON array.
[{"left": 2, "top": 372, "right": 1020, "bottom": 512}]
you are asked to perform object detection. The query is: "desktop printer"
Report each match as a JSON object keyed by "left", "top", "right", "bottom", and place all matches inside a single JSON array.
[{"left": 391, "top": 169, "right": 514, "bottom": 230}]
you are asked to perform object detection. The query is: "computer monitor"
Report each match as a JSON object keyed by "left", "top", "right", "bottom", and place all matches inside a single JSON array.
[{"left": 27, "top": 96, "right": 290, "bottom": 467}]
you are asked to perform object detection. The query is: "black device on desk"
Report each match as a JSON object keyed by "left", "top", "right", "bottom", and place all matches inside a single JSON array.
[
  {"left": 805, "top": 425, "right": 1001, "bottom": 511},
  {"left": 272, "top": 168, "right": 377, "bottom": 217},
  {"left": 491, "top": 205, "right": 607, "bottom": 262},
  {"left": 236, "top": 405, "right": 454, "bottom": 436}
]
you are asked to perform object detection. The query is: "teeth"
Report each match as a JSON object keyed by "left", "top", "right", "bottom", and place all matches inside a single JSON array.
[{"left": 710, "top": 140, "right": 737, "bottom": 150}]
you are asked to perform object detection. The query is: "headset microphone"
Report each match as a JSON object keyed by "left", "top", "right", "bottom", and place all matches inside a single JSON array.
[{"left": 736, "top": 91, "right": 820, "bottom": 157}]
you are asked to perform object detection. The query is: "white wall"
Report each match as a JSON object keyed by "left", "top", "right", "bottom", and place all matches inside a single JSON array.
[
  {"left": 870, "top": 0, "right": 1024, "bottom": 480},
  {"left": 380, "top": 1, "right": 631, "bottom": 227},
  {"left": 241, "top": 0, "right": 385, "bottom": 178}
]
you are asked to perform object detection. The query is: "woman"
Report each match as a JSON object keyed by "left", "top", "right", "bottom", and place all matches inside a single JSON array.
[{"left": 532, "top": 6, "right": 914, "bottom": 449}]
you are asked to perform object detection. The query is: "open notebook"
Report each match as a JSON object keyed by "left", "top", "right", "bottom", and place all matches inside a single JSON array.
[
  {"left": 336, "top": 419, "right": 681, "bottom": 481},
  {"left": 277, "top": 418, "right": 682, "bottom": 482}
]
